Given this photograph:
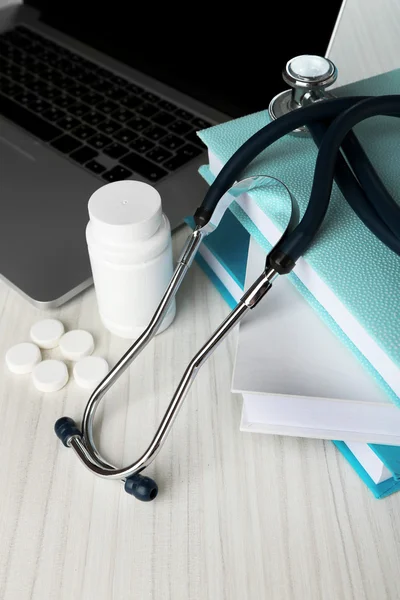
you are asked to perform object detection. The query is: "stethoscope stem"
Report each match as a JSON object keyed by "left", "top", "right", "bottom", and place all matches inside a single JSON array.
[
  {"left": 81, "top": 230, "right": 204, "bottom": 466},
  {"left": 54, "top": 175, "right": 298, "bottom": 499},
  {"left": 64, "top": 260, "right": 277, "bottom": 481}
]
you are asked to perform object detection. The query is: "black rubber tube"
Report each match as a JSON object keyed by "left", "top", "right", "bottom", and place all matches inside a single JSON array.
[
  {"left": 197, "top": 94, "right": 400, "bottom": 264},
  {"left": 307, "top": 123, "right": 400, "bottom": 256},
  {"left": 197, "top": 96, "right": 369, "bottom": 218},
  {"left": 280, "top": 96, "right": 400, "bottom": 259},
  {"left": 341, "top": 132, "right": 400, "bottom": 239}
]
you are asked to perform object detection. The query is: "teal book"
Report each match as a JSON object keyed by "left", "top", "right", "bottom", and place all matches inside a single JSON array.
[
  {"left": 197, "top": 68, "right": 400, "bottom": 408},
  {"left": 333, "top": 442, "right": 400, "bottom": 499}
]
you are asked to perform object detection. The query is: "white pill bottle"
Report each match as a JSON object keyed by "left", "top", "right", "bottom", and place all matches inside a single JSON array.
[{"left": 86, "top": 180, "right": 176, "bottom": 339}]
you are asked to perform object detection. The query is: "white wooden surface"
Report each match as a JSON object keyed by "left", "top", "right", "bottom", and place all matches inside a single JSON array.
[{"left": 1, "top": 1, "right": 400, "bottom": 599}]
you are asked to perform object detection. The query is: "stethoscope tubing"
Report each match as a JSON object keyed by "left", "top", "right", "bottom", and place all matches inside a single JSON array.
[
  {"left": 293, "top": 96, "right": 400, "bottom": 258},
  {"left": 198, "top": 95, "right": 400, "bottom": 261},
  {"left": 308, "top": 121, "right": 400, "bottom": 256}
]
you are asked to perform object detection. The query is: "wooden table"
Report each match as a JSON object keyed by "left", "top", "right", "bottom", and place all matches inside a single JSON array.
[{"left": 0, "top": 0, "right": 399, "bottom": 598}]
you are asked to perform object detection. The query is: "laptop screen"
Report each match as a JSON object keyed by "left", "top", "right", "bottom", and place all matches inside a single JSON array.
[{"left": 31, "top": 1, "right": 343, "bottom": 117}]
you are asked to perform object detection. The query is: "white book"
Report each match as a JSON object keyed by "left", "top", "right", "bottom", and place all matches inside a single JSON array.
[
  {"left": 192, "top": 227, "right": 396, "bottom": 485},
  {"left": 233, "top": 238, "right": 400, "bottom": 446}
]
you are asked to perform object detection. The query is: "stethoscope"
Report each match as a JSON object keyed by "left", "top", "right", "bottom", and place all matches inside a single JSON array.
[{"left": 55, "top": 56, "right": 400, "bottom": 501}]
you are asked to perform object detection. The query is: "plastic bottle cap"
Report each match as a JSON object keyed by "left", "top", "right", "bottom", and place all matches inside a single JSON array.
[
  {"left": 30, "top": 318, "right": 65, "bottom": 349},
  {"left": 73, "top": 356, "right": 109, "bottom": 390},
  {"left": 59, "top": 330, "right": 94, "bottom": 361},
  {"left": 88, "top": 180, "right": 162, "bottom": 244},
  {"left": 32, "top": 359, "right": 69, "bottom": 393},
  {"left": 6, "top": 342, "right": 42, "bottom": 374}
]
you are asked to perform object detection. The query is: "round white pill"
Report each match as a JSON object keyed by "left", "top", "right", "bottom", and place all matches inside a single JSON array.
[
  {"left": 30, "top": 318, "right": 65, "bottom": 349},
  {"left": 73, "top": 356, "right": 109, "bottom": 390},
  {"left": 5, "top": 342, "right": 42, "bottom": 374},
  {"left": 59, "top": 330, "right": 94, "bottom": 361},
  {"left": 32, "top": 359, "right": 69, "bottom": 393}
]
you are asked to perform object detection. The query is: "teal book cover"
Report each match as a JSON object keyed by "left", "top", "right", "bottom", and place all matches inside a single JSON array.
[
  {"left": 197, "top": 69, "right": 400, "bottom": 409},
  {"left": 334, "top": 442, "right": 400, "bottom": 499}
]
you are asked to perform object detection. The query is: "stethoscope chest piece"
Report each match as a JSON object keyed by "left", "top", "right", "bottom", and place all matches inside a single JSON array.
[{"left": 268, "top": 55, "right": 338, "bottom": 134}]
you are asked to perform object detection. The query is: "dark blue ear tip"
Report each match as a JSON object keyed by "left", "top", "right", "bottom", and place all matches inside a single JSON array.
[
  {"left": 124, "top": 474, "right": 158, "bottom": 501},
  {"left": 54, "top": 417, "right": 81, "bottom": 447}
]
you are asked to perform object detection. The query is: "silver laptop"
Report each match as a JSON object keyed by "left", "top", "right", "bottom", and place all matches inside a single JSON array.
[{"left": 0, "top": 1, "right": 342, "bottom": 307}]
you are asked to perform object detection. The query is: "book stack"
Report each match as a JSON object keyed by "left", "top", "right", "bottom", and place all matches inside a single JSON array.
[{"left": 185, "top": 67, "right": 400, "bottom": 499}]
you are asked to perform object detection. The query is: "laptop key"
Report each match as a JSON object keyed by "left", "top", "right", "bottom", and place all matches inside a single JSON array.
[
  {"left": 192, "top": 117, "right": 212, "bottom": 129},
  {"left": 87, "top": 133, "right": 112, "bottom": 150},
  {"left": 120, "top": 152, "right": 167, "bottom": 182},
  {"left": 27, "top": 78, "right": 47, "bottom": 94},
  {"left": 97, "top": 120, "right": 121, "bottom": 136},
  {"left": 51, "top": 73, "right": 74, "bottom": 89},
  {"left": 86, "top": 160, "right": 107, "bottom": 174},
  {"left": 57, "top": 115, "right": 80, "bottom": 131},
  {"left": 152, "top": 111, "right": 175, "bottom": 127},
  {"left": 68, "top": 83, "right": 89, "bottom": 98},
  {"left": 109, "top": 74, "right": 131, "bottom": 87},
  {"left": 142, "top": 125, "right": 167, "bottom": 142},
  {"left": 40, "top": 84, "right": 61, "bottom": 102},
  {"left": 93, "top": 67, "right": 111, "bottom": 79},
  {"left": 62, "top": 63, "right": 86, "bottom": 77},
  {"left": 72, "top": 124, "right": 96, "bottom": 141},
  {"left": 103, "top": 142, "right": 129, "bottom": 159},
  {"left": 104, "top": 86, "right": 126, "bottom": 101},
  {"left": 113, "top": 128, "right": 137, "bottom": 145},
  {"left": 53, "top": 93, "right": 75, "bottom": 110},
  {"left": 42, "top": 107, "right": 66, "bottom": 122},
  {"left": 146, "top": 147, "right": 172, "bottom": 163},
  {"left": 125, "top": 82, "right": 144, "bottom": 95},
  {"left": 119, "top": 95, "right": 142, "bottom": 110},
  {"left": 14, "top": 91, "right": 36, "bottom": 107},
  {"left": 127, "top": 115, "right": 150, "bottom": 132},
  {"left": 168, "top": 120, "right": 192, "bottom": 136},
  {"left": 23, "top": 57, "right": 47, "bottom": 74},
  {"left": 102, "top": 165, "right": 132, "bottom": 182},
  {"left": 2, "top": 81, "right": 24, "bottom": 98},
  {"left": 163, "top": 144, "right": 203, "bottom": 170},
  {"left": 97, "top": 100, "right": 119, "bottom": 115},
  {"left": 70, "top": 146, "right": 99, "bottom": 164},
  {"left": 0, "top": 93, "right": 62, "bottom": 141},
  {"left": 141, "top": 91, "right": 160, "bottom": 103},
  {"left": 136, "top": 103, "right": 158, "bottom": 118},
  {"left": 158, "top": 99, "right": 177, "bottom": 112},
  {"left": 129, "top": 137, "right": 155, "bottom": 154},
  {"left": 2, "top": 62, "right": 22, "bottom": 79},
  {"left": 91, "top": 79, "right": 110, "bottom": 93},
  {"left": 16, "top": 72, "right": 38, "bottom": 88},
  {"left": 175, "top": 108, "right": 194, "bottom": 121},
  {"left": 75, "top": 70, "right": 98, "bottom": 85},
  {"left": 30, "top": 98, "right": 51, "bottom": 114},
  {"left": 81, "top": 91, "right": 102, "bottom": 105},
  {"left": 83, "top": 110, "right": 106, "bottom": 127},
  {"left": 68, "top": 102, "right": 90, "bottom": 118},
  {"left": 51, "top": 135, "right": 81, "bottom": 153},
  {"left": 159, "top": 133, "right": 185, "bottom": 151},
  {"left": 112, "top": 108, "right": 134, "bottom": 124}
]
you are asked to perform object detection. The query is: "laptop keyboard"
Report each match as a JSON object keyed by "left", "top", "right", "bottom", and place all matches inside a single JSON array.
[{"left": 0, "top": 25, "right": 211, "bottom": 183}]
